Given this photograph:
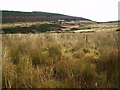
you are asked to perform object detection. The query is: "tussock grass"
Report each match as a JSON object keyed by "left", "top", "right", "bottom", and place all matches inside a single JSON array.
[{"left": 2, "top": 32, "right": 118, "bottom": 88}]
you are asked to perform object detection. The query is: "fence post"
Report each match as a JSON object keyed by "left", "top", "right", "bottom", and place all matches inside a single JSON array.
[{"left": 85, "top": 34, "right": 88, "bottom": 43}]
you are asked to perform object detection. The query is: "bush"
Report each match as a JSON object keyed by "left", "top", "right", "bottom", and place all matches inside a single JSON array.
[
  {"left": 31, "top": 24, "right": 61, "bottom": 32},
  {"left": 3, "top": 26, "right": 21, "bottom": 34},
  {"left": 31, "top": 24, "right": 52, "bottom": 32},
  {"left": 70, "top": 28, "right": 79, "bottom": 31}
]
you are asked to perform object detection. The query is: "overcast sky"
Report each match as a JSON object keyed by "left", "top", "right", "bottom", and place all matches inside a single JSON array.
[{"left": 0, "top": 0, "right": 119, "bottom": 22}]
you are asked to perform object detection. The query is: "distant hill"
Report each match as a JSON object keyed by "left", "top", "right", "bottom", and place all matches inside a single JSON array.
[
  {"left": 2, "top": 10, "right": 91, "bottom": 23},
  {"left": 107, "top": 20, "right": 120, "bottom": 23}
]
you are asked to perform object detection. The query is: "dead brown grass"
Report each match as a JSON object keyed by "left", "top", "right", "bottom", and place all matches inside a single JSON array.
[{"left": 2, "top": 32, "right": 119, "bottom": 88}]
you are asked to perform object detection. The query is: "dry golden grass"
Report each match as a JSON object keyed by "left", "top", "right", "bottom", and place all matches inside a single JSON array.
[
  {"left": 2, "top": 31, "right": 119, "bottom": 88},
  {"left": 1, "top": 21, "right": 49, "bottom": 29}
]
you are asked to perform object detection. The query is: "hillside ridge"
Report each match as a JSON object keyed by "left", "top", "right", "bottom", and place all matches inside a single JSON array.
[{"left": 2, "top": 10, "right": 91, "bottom": 23}]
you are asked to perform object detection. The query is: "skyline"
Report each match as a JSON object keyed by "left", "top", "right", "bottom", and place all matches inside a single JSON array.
[{"left": 0, "top": 0, "right": 119, "bottom": 22}]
